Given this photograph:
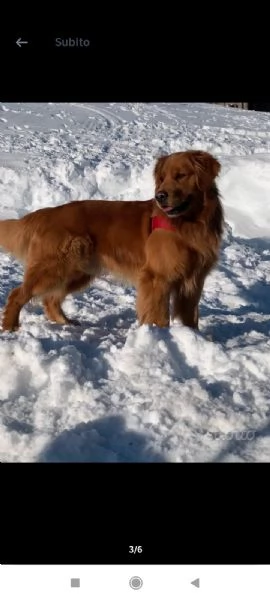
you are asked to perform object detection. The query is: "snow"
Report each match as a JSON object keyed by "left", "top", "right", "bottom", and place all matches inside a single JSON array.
[{"left": 1, "top": 101, "right": 270, "bottom": 463}]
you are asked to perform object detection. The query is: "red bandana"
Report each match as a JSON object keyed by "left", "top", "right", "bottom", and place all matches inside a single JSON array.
[{"left": 151, "top": 215, "right": 177, "bottom": 232}]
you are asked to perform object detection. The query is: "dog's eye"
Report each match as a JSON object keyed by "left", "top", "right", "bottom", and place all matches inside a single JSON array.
[{"left": 175, "top": 173, "right": 185, "bottom": 180}]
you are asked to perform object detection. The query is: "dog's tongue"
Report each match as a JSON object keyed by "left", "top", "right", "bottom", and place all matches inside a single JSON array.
[{"left": 163, "top": 207, "right": 173, "bottom": 213}]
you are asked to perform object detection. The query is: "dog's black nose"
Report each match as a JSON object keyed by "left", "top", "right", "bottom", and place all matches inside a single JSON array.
[{"left": 155, "top": 192, "right": 168, "bottom": 204}]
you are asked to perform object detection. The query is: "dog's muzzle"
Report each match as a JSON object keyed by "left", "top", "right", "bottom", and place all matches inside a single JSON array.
[{"left": 155, "top": 192, "right": 192, "bottom": 217}]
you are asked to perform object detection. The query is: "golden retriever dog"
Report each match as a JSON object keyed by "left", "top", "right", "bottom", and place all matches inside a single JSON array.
[{"left": 0, "top": 150, "right": 224, "bottom": 332}]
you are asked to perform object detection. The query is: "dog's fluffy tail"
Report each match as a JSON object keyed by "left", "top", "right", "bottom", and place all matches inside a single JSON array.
[{"left": 0, "top": 218, "right": 28, "bottom": 260}]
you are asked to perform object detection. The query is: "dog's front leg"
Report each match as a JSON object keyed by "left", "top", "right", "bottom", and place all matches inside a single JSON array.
[
  {"left": 136, "top": 268, "right": 170, "bottom": 327},
  {"left": 136, "top": 229, "right": 192, "bottom": 328}
]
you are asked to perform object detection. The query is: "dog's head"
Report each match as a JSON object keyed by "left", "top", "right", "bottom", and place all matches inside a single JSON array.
[{"left": 154, "top": 150, "right": 221, "bottom": 218}]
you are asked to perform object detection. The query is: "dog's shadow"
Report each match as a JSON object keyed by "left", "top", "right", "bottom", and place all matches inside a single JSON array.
[{"left": 37, "top": 414, "right": 167, "bottom": 463}]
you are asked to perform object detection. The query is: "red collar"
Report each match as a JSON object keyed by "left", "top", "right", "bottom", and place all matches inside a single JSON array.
[{"left": 151, "top": 214, "right": 177, "bottom": 232}]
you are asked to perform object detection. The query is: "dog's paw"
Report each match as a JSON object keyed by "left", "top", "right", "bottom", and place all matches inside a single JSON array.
[{"left": 1, "top": 316, "right": 20, "bottom": 332}]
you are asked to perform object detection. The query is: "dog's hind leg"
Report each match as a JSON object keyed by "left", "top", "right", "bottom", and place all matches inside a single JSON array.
[
  {"left": 43, "top": 274, "right": 92, "bottom": 325},
  {"left": 2, "top": 261, "right": 66, "bottom": 331},
  {"left": 43, "top": 291, "right": 74, "bottom": 325},
  {"left": 2, "top": 234, "right": 95, "bottom": 331}
]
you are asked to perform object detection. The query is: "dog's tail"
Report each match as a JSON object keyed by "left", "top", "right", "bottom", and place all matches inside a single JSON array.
[{"left": 0, "top": 218, "right": 29, "bottom": 260}]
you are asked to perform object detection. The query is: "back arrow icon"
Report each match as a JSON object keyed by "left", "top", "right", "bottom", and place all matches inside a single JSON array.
[
  {"left": 16, "top": 38, "right": 28, "bottom": 48},
  {"left": 191, "top": 578, "right": 200, "bottom": 588}
]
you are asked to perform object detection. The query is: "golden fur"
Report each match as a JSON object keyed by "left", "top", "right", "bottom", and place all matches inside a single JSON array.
[{"left": 0, "top": 150, "right": 224, "bottom": 331}]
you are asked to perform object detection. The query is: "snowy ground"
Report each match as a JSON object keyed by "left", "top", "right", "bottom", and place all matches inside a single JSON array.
[{"left": 1, "top": 102, "right": 270, "bottom": 463}]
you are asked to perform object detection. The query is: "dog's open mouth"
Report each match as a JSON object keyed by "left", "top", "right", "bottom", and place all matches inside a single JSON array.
[{"left": 160, "top": 196, "right": 192, "bottom": 217}]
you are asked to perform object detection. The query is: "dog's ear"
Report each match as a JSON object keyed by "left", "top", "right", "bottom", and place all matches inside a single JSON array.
[
  {"left": 189, "top": 151, "right": 221, "bottom": 191},
  {"left": 153, "top": 155, "right": 168, "bottom": 182}
]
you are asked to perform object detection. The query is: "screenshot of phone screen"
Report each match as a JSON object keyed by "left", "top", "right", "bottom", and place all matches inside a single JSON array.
[{"left": 0, "top": 24, "right": 267, "bottom": 600}]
